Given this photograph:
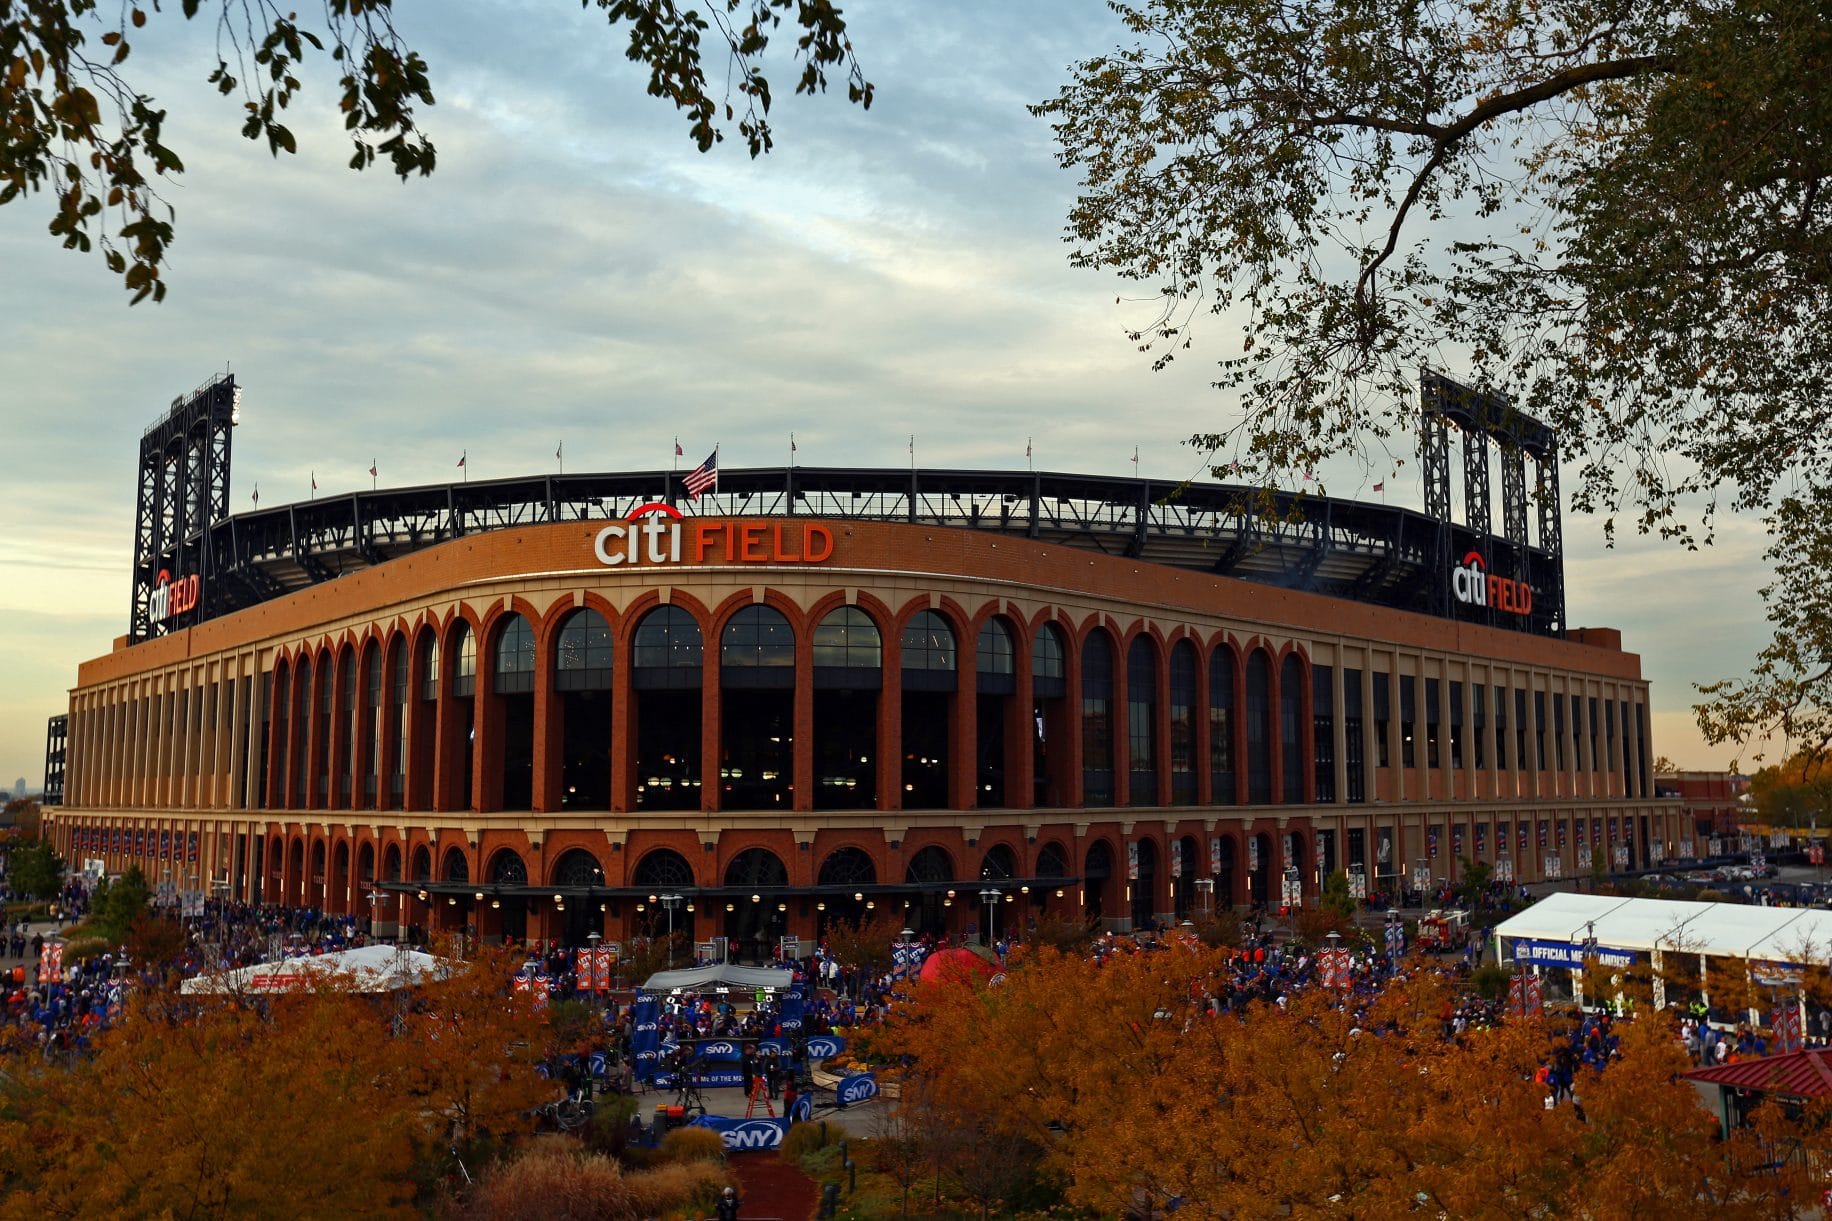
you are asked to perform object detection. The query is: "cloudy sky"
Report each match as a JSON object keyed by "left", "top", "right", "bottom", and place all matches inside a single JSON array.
[{"left": 0, "top": 1, "right": 1778, "bottom": 792}]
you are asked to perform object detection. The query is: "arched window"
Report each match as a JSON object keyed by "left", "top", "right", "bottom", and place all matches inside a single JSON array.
[
  {"left": 410, "top": 845, "right": 431, "bottom": 882},
  {"left": 1035, "top": 841, "right": 1068, "bottom": 879},
  {"left": 364, "top": 644, "right": 383, "bottom": 707},
  {"left": 1210, "top": 646, "right": 1237, "bottom": 804},
  {"left": 552, "top": 849, "right": 603, "bottom": 889},
  {"left": 340, "top": 649, "right": 357, "bottom": 712},
  {"left": 818, "top": 847, "right": 877, "bottom": 887},
  {"left": 452, "top": 622, "right": 476, "bottom": 698},
  {"left": 418, "top": 630, "right": 440, "bottom": 701},
  {"left": 812, "top": 607, "right": 882, "bottom": 670},
  {"left": 904, "top": 846, "right": 954, "bottom": 885},
  {"left": 978, "top": 843, "right": 1016, "bottom": 881},
  {"left": 723, "top": 847, "right": 789, "bottom": 889},
  {"left": 976, "top": 618, "right": 1015, "bottom": 674},
  {"left": 901, "top": 611, "right": 957, "bottom": 673},
  {"left": 1246, "top": 650, "right": 1272, "bottom": 803},
  {"left": 488, "top": 850, "right": 528, "bottom": 885},
  {"left": 632, "top": 606, "right": 703, "bottom": 687},
  {"left": 1127, "top": 636, "right": 1158, "bottom": 806},
  {"left": 383, "top": 843, "right": 402, "bottom": 882},
  {"left": 1032, "top": 623, "right": 1066, "bottom": 692},
  {"left": 1082, "top": 631, "right": 1116, "bottom": 806},
  {"left": 721, "top": 606, "right": 795, "bottom": 669},
  {"left": 442, "top": 847, "right": 469, "bottom": 883},
  {"left": 632, "top": 848, "right": 696, "bottom": 890},
  {"left": 1169, "top": 641, "right": 1197, "bottom": 804},
  {"left": 493, "top": 614, "right": 536, "bottom": 694},
  {"left": 1280, "top": 653, "right": 1305, "bottom": 802},
  {"left": 555, "top": 608, "right": 613, "bottom": 690}
]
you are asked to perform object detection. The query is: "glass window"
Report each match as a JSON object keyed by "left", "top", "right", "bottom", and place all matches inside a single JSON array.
[
  {"left": 976, "top": 618, "right": 1015, "bottom": 674},
  {"left": 1312, "top": 664, "right": 1335, "bottom": 804},
  {"left": 1033, "top": 625, "right": 1065, "bottom": 680},
  {"left": 493, "top": 614, "right": 535, "bottom": 694},
  {"left": 1209, "top": 647, "right": 1236, "bottom": 803},
  {"left": 1399, "top": 674, "right": 1416, "bottom": 769},
  {"left": 1127, "top": 637, "right": 1157, "bottom": 805},
  {"left": 453, "top": 623, "right": 476, "bottom": 698},
  {"left": 813, "top": 607, "right": 881, "bottom": 668},
  {"left": 419, "top": 634, "right": 439, "bottom": 702},
  {"left": 555, "top": 608, "right": 613, "bottom": 691},
  {"left": 365, "top": 646, "right": 383, "bottom": 707},
  {"left": 722, "top": 605, "right": 795, "bottom": 667},
  {"left": 1373, "top": 670, "right": 1390, "bottom": 769},
  {"left": 1169, "top": 642, "right": 1196, "bottom": 802},
  {"left": 1082, "top": 632, "right": 1114, "bottom": 806},
  {"left": 901, "top": 611, "right": 956, "bottom": 671},
  {"left": 1342, "top": 668, "right": 1364, "bottom": 803},
  {"left": 1246, "top": 651, "right": 1271, "bottom": 803},
  {"left": 634, "top": 606, "right": 704, "bottom": 669}
]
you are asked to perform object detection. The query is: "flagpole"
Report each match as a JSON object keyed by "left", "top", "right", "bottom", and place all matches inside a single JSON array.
[
  {"left": 371, "top": 459, "right": 377, "bottom": 492},
  {"left": 790, "top": 432, "right": 796, "bottom": 469},
  {"left": 1026, "top": 437, "right": 1033, "bottom": 473},
  {"left": 673, "top": 437, "right": 680, "bottom": 474},
  {"left": 557, "top": 441, "right": 564, "bottom": 476},
  {"left": 909, "top": 434, "right": 915, "bottom": 471}
]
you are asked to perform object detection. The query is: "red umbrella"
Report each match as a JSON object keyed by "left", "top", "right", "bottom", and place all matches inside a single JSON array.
[{"left": 916, "top": 948, "right": 998, "bottom": 985}]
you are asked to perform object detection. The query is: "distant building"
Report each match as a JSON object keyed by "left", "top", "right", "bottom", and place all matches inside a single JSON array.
[
  {"left": 10, "top": 778, "right": 23, "bottom": 800},
  {"left": 1654, "top": 770, "right": 1743, "bottom": 841}
]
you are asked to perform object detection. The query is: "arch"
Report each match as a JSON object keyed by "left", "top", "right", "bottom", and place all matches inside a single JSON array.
[
  {"left": 723, "top": 846, "right": 789, "bottom": 889},
  {"left": 976, "top": 616, "right": 1017, "bottom": 681},
  {"left": 721, "top": 605, "right": 795, "bottom": 806},
  {"left": 632, "top": 607, "right": 703, "bottom": 809},
  {"left": 978, "top": 843, "right": 1017, "bottom": 881},
  {"left": 1082, "top": 629, "right": 1117, "bottom": 806},
  {"left": 1032, "top": 622, "right": 1066, "bottom": 689},
  {"left": 1035, "top": 841, "right": 1069, "bottom": 880},
  {"left": 551, "top": 848, "right": 604, "bottom": 889},
  {"left": 817, "top": 846, "right": 878, "bottom": 887},
  {"left": 1209, "top": 644, "right": 1238, "bottom": 805},
  {"left": 383, "top": 843, "right": 402, "bottom": 883},
  {"left": 357, "top": 840, "right": 375, "bottom": 884},
  {"left": 441, "top": 846, "right": 470, "bottom": 884},
  {"left": 450, "top": 619, "right": 477, "bottom": 698},
  {"left": 555, "top": 607, "right": 613, "bottom": 690},
  {"left": 492, "top": 613, "right": 536, "bottom": 695},
  {"left": 904, "top": 845, "right": 955, "bottom": 884},
  {"left": 410, "top": 844, "right": 432, "bottom": 883},
  {"left": 488, "top": 849, "right": 528, "bottom": 885},
  {"left": 632, "top": 847, "right": 697, "bottom": 890},
  {"left": 812, "top": 606, "right": 881, "bottom": 810}
]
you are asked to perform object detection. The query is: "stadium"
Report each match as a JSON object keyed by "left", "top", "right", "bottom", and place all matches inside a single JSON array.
[{"left": 40, "top": 372, "right": 1685, "bottom": 953}]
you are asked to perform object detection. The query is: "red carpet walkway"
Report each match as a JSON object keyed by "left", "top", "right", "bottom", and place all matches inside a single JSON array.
[{"left": 727, "top": 1150, "right": 820, "bottom": 1221}]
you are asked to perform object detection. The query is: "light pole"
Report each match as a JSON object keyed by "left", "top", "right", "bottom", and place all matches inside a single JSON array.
[
  {"left": 1194, "top": 877, "right": 1214, "bottom": 915},
  {"left": 658, "top": 893, "right": 683, "bottom": 969},
  {"left": 979, "top": 887, "right": 1001, "bottom": 946}
]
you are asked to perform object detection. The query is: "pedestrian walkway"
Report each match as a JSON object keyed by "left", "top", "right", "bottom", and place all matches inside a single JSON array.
[{"left": 727, "top": 1150, "right": 818, "bottom": 1221}]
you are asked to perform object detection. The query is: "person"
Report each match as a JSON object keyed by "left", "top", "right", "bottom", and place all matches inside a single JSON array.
[{"left": 716, "top": 1184, "right": 740, "bottom": 1221}]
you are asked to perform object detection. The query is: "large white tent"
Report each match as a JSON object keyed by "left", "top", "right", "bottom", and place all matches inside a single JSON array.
[
  {"left": 1495, "top": 893, "right": 1832, "bottom": 964},
  {"left": 640, "top": 963, "right": 795, "bottom": 994},
  {"left": 180, "top": 944, "right": 452, "bottom": 995}
]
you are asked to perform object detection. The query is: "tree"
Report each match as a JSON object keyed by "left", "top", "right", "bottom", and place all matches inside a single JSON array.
[
  {"left": 1, "top": 799, "right": 39, "bottom": 838},
  {"left": 818, "top": 911, "right": 902, "bottom": 992},
  {"left": 1035, "top": 0, "right": 1832, "bottom": 765},
  {"left": 6, "top": 837, "right": 62, "bottom": 899},
  {"left": 3, "top": 1, "right": 871, "bottom": 302},
  {"left": 1747, "top": 752, "right": 1832, "bottom": 830},
  {"left": 1452, "top": 856, "right": 1494, "bottom": 910},
  {"left": 88, "top": 864, "right": 149, "bottom": 944}
]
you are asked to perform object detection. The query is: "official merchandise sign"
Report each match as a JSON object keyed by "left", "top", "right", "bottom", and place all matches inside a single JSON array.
[{"left": 1511, "top": 939, "right": 1635, "bottom": 969}]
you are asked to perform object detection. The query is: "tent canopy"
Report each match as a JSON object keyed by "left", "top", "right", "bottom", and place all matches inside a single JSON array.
[
  {"left": 1495, "top": 893, "right": 1832, "bottom": 963},
  {"left": 180, "top": 945, "right": 452, "bottom": 995},
  {"left": 640, "top": 963, "right": 795, "bottom": 994}
]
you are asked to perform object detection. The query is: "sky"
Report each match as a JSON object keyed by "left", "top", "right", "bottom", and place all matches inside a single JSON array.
[{"left": 0, "top": 1, "right": 1780, "bottom": 792}]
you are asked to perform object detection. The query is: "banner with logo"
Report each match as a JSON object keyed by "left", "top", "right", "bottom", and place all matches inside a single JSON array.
[
  {"left": 1592, "top": 818, "right": 1603, "bottom": 846},
  {"left": 803, "top": 1035, "right": 847, "bottom": 1061},
  {"left": 1452, "top": 826, "right": 1464, "bottom": 857},
  {"left": 1209, "top": 836, "right": 1222, "bottom": 875},
  {"left": 1507, "top": 972, "right": 1543, "bottom": 1017},
  {"left": 1520, "top": 823, "right": 1529, "bottom": 853},
  {"left": 1510, "top": 938, "right": 1634, "bottom": 969},
  {"left": 188, "top": 831, "right": 199, "bottom": 862},
  {"left": 1248, "top": 837, "right": 1259, "bottom": 873},
  {"left": 1428, "top": 826, "right": 1439, "bottom": 859},
  {"left": 688, "top": 1115, "right": 790, "bottom": 1151},
  {"left": 1475, "top": 825, "right": 1486, "bottom": 858},
  {"left": 778, "top": 976, "right": 805, "bottom": 1032},
  {"left": 1170, "top": 839, "right": 1182, "bottom": 878},
  {"left": 689, "top": 1039, "right": 745, "bottom": 1063},
  {"left": 1773, "top": 1006, "right": 1805, "bottom": 1054},
  {"left": 593, "top": 947, "right": 614, "bottom": 992},
  {"left": 1127, "top": 841, "right": 1139, "bottom": 882},
  {"left": 835, "top": 1072, "right": 880, "bottom": 1106},
  {"left": 630, "top": 990, "right": 661, "bottom": 1083}
]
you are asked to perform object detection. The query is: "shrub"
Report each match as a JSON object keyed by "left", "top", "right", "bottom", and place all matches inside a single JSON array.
[
  {"left": 585, "top": 1092, "right": 642, "bottom": 1158},
  {"left": 781, "top": 1118, "right": 829, "bottom": 1161},
  {"left": 658, "top": 1124, "right": 726, "bottom": 1164},
  {"left": 1470, "top": 964, "right": 1511, "bottom": 1002},
  {"left": 623, "top": 1160, "right": 730, "bottom": 1219},
  {"left": 465, "top": 1146, "right": 631, "bottom": 1220},
  {"left": 58, "top": 938, "right": 112, "bottom": 966}
]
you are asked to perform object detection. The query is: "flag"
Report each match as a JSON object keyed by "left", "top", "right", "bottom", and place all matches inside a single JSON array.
[
  {"left": 555, "top": 441, "right": 562, "bottom": 461},
  {"left": 252, "top": 485, "right": 259, "bottom": 506},
  {"left": 1025, "top": 437, "right": 1032, "bottom": 460},
  {"left": 1302, "top": 470, "right": 1315, "bottom": 481},
  {"left": 1373, "top": 481, "right": 1384, "bottom": 492},
  {"left": 683, "top": 449, "right": 718, "bottom": 498},
  {"left": 311, "top": 471, "right": 317, "bottom": 491},
  {"left": 674, "top": 438, "right": 683, "bottom": 458},
  {"left": 368, "top": 460, "right": 377, "bottom": 478},
  {"left": 1131, "top": 446, "right": 1139, "bottom": 467},
  {"left": 790, "top": 434, "right": 797, "bottom": 454}
]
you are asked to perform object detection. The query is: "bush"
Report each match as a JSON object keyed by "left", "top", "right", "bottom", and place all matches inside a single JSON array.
[
  {"left": 59, "top": 937, "right": 111, "bottom": 965},
  {"left": 1470, "top": 964, "right": 1511, "bottom": 1002},
  {"left": 657, "top": 1125, "right": 726, "bottom": 1164},
  {"left": 781, "top": 1118, "right": 830, "bottom": 1161},
  {"left": 623, "top": 1160, "right": 730, "bottom": 1219},
  {"left": 465, "top": 1146, "right": 632, "bottom": 1220},
  {"left": 584, "top": 1093, "right": 642, "bottom": 1158}
]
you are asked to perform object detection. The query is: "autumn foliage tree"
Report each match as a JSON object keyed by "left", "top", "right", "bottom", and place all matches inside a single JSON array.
[{"left": 868, "top": 945, "right": 1832, "bottom": 1217}]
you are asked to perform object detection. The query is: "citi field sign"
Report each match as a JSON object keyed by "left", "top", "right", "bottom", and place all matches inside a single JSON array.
[
  {"left": 1451, "top": 551, "right": 1532, "bottom": 616},
  {"left": 593, "top": 503, "right": 834, "bottom": 567},
  {"left": 148, "top": 568, "right": 200, "bottom": 624}
]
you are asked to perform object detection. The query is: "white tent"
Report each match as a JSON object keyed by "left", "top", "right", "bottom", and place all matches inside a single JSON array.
[
  {"left": 640, "top": 963, "right": 795, "bottom": 994},
  {"left": 1495, "top": 893, "right": 1832, "bottom": 964},
  {"left": 180, "top": 944, "right": 452, "bottom": 995}
]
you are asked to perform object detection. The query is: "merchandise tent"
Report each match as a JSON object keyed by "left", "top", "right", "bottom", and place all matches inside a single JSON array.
[
  {"left": 179, "top": 944, "right": 453, "bottom": 995},
  {"left": 1495, "top": 893, "right": 1832, "bottom": 964}
]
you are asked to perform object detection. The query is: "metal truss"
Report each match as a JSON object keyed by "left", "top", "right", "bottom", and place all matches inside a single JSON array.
[
  {"left": 130, "top": 374, "right": 239, "bottom": 641},
  {"left": 42, "top": 714, "right": 66, "bottom": 805}
]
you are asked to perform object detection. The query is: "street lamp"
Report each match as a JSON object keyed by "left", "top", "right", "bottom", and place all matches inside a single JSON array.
[
  {"left": 979, "top": 887, "right": 1001, "bottom": 945},
  {"left": 1194, "top": 877, "right": 1214, "bottom": 915},
  {"left": 658, "top": 893, "right": 683, "bottom": 969}
]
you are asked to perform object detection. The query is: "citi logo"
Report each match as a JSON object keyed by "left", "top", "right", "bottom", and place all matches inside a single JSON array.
[
  {"left": 1451, "top": 551, "right": 1533, "bottom": 616},
  {"left": 149, "top": 569, "right": 200, "bottom": 624},
  {"left": 594, "top": 502, "right": 835, "bottom": 567}
]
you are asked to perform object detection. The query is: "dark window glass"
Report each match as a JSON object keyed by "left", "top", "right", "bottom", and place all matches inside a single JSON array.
[
  {"left": 634, "top": 606, "right": 704, "bottom": 669},
  {"left": 814, "top": 606, "right": 882, "bottom": 668},
  {"left": 1493, "top": 685, "right": 1508, "bottom": 771},
  {"left": 1425, "top": 677, "right": 1440, "bottom": 769},
  {"left": 1127, "top": 637, "right": 1158, "bottom": 805},
  {"left": 1082, "top": 632, "right": 1114, "bottom": 806},
  {"left": 1400, "top": 674, "right": 1416, "bottom": 769},
  {"left": 556, "top": 608, "right": 614, "bottom": 690},
  {"left": 1169, "top": 642, "right": 1196, "bottom": 804},
  {"left": 1209, "top": 647, "right": 1235, "bottom": 803},
  {"left": 976, "top": 619, "right": 1015, "bottom": 674},
  {"left": 902, "top": 611, "right": 956, "bottom": 672},
  {"left": 722, "top": 606, "right": 795, "bottom": 668},
  {"left": 1450, "top": 680, "right": 1464, "bottom": 770},
  {"left": 1373, "top": 671, "right": 1390, "bottom": 769},
  {"left": 1312, "top": 663, "right": 1335, "bottom": 803},
  {"left": 1246, "top": 651, "right": 1271, "bottom": 803},
  {"left": 1033, "top": 625, "right": 1065, "bottom": 680},
  {"left": 1343, "top": 668, "right": 1364, "bottom": 803},
  {"left": 452, "top": 624, "right": 476, "bottom": 698},
  {"left": 493, "top": 614, "right": 535, "bottom": 694},
  {"left": 1280, "top": 654, "right": 1304, "bottom": 802},
  {"left": 419, "top": 635, "right": 439, "bottom": 702}
]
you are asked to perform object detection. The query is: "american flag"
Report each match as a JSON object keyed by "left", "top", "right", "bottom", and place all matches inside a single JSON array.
[{"left": 683, "top": 449, "right": 718, "bottom": 498}]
